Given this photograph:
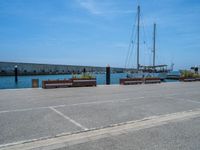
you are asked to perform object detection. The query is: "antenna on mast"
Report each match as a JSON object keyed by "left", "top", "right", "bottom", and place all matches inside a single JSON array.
[
  {"left": 153, "top": 23, "right": 156, "bottom": 67},
  {"left": 137, "top": 5, "right": 140, "bottom": 71}
]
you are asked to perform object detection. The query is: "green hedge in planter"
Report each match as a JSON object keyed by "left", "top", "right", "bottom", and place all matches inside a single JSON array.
[
  {"left": 181, "top": 70, "right": 200, "bottom": 78},
  {"left": 72, "top": 73, "right": 95, "bottom": 79}
]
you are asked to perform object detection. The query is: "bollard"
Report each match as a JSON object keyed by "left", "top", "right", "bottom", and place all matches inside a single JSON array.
[
  {"left": 32, "top": 79, "right": 39, "bottom": 88},
  {"left": 106, "top": 65, "right": 110, "bottom": 85},
  {"left": 14, "top": 65, "right": 18, "bottom": 83}
]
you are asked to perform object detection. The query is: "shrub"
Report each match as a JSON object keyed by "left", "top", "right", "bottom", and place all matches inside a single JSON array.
[
  {"left": 181, "top": 70, "right": 200, "bottom": 78},
  {"left": 72, "top": 73, "right": 94, "bottom": 79},
  {"left": 80, "top": 73, "right": 94, "bottom": 79}
]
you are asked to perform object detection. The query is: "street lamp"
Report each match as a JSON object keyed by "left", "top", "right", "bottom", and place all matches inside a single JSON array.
[{"left": 14, "top": 65, "right": 18, "bottom": 82}]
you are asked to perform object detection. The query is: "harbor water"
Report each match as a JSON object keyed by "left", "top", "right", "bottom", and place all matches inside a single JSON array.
[
  {"left": 0, "top": 72, "right": 179, "bottom": 89},
  {"left": 0, "top": 73, "right": 127, "bottom": 89}
]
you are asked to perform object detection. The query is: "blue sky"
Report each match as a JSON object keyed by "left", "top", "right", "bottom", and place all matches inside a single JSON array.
[{"left": 0, "top": 0, "right": 200, "bottom": 69}]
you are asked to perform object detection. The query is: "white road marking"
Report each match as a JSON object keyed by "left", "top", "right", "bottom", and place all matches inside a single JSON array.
[
  {"left": 0, "top": 107, "right": 49, "bottom": 114},
  {"left": 167, "top": 96, "right": 200, "bottom": 104},
  {"left": 0, "top": 90, "right": 199, "bottom": 114},
  {"left": 0, "top": 97, "right": 144, "bottom": 114},
  {"left": 49, "top": 107, "right": 88, "bottom": 130},
  {"left": 53, "top": 97, "right": 145, "bottom": 108},
  {"left": 1, "top": 108, "right": 200, "bottom": 150}
]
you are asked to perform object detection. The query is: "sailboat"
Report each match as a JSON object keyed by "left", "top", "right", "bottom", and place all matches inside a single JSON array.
[
  {"left": 125, "top": 5, "right": 169, "bottom": 79},
  {"left": 120, "top": 5, "right": 172, "bottom": 84}
]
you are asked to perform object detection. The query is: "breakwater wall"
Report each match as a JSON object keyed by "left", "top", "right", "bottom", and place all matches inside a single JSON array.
[{"left": 0, "top": 62, "right": 134, "bottom": 76}]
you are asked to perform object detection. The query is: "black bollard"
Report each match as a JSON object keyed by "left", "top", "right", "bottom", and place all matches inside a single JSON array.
[
  {"left": 106, "top": 65, "right": 110, "bottom": 85},
  {"left": 14, "top": 65, "right": 18, "bottom": 83}
]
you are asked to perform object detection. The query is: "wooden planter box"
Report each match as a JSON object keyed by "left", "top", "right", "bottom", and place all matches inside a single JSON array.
[
  {"left": 42, "top": 78, "right": 96, "bottom": 89},
  {"left": 144, "top": 78, "right": 161, "bottom": 84},
  {"left": 120, "top": 78, "right": 143, "bottom": 85},
  {"left": 72, "top": 78, "right": 96, "bottom": 87},
  {"left": 42, "top": 79, "right": 73, "bottom": 89},
  {"left": 179, "top": 77, "right": 196, "bottom": 82}
]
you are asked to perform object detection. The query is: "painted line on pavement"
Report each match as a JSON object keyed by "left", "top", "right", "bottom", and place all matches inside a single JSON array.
[
  {"left": 49, "top": 107, "right": 88, "bottom": 130},
  {"left": 0, "top": 90, "right": 199, "bottom": 114},
  {"left": 1, "top": 108, "right": 200, "bottom": 150},
  {"left": 166, "top": 96, "right": 200, "bottom": 104},
  {"left": 0, "top": 107, "right": 50, "bottom": 114},
  {"left": 0, "top": 97, "right": 144, "bottom": 114}
]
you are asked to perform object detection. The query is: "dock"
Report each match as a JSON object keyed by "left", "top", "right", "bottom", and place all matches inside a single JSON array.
[{"left": 0, "top": 82, "right": 200, "bottom": 150}]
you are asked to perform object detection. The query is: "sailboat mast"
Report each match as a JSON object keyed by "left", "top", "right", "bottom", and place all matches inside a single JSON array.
[
  {"left": 153, "top": 23, "right": 156, "bottom": 67},
  {"left": 137, "top": 5, "right": 140, "bottom": 71}
]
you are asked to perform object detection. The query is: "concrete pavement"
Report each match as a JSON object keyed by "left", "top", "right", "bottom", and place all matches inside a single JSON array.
[{"left": 0, "top": 82, "right": 200, "bottom": 149}]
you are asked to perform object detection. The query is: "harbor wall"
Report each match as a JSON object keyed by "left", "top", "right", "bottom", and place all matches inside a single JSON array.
[{"left": 0, "top": 62, "right": 134, "bottom": 76}]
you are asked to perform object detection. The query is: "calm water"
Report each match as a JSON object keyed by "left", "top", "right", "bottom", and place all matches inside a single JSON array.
[
  {"left": 0, "top": 73, "right": 128, "bottom": 89},
  {"left": 0, "top": 72, "right": 179, "bottom": 89}
]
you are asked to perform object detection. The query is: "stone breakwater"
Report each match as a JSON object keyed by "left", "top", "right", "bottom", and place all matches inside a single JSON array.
[{"left": 0, "top": 62, "right": 134, "bottom": 76}]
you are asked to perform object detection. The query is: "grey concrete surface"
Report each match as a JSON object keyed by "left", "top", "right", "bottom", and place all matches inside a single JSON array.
[
  {"left": 56, "top": 96, "right": 200, "bottom": 129},
  {"left": 0, "top": 109, "right": 81, "bottom": 145},
  {"left": 0, "top": 82, "right": 200, "bottom": 149},
  {"left": 62, "top": 117, "right": 200, "bottom": 150}
]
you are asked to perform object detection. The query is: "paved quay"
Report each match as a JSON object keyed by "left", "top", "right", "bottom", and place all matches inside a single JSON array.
[{"left": 0, "top": 82, "right": 200, "bottom": 150}]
